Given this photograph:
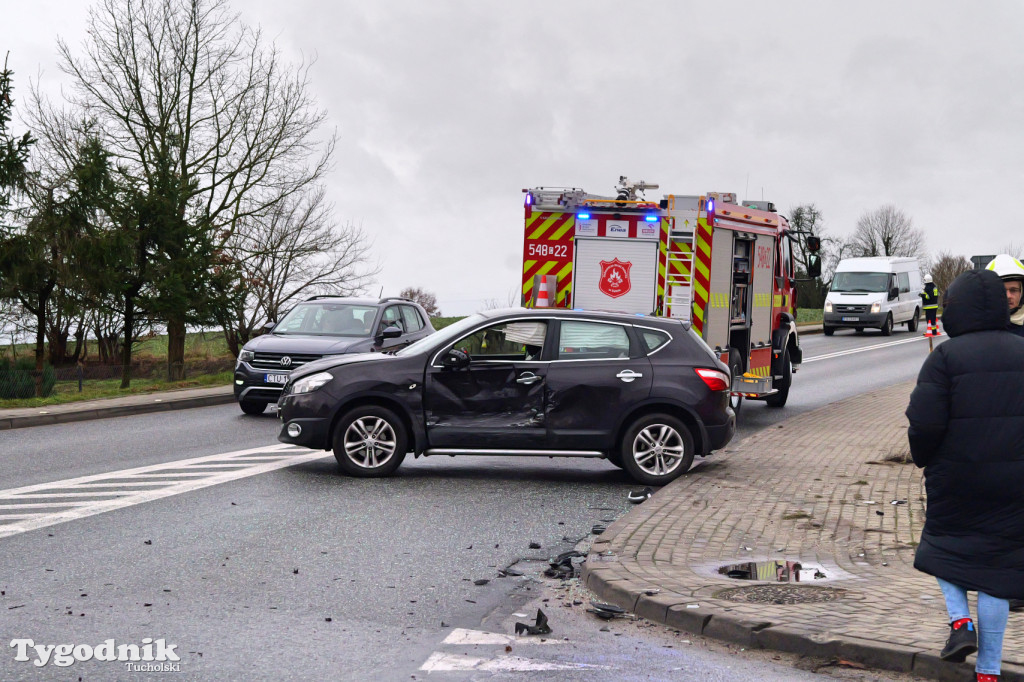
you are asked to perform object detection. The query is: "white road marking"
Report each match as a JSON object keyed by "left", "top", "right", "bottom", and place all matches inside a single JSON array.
[
  {"left": 803, "top": 335, "right": 930, "bottom": 363},
  {"left": 442, "top": 628, "right": 562, "bottom": 646},
  {"left": 0, "top": 444, "right": 327, "bottom": 539},
  {"left": 420, "top": 652, "right": 607, "bottom": 672}
]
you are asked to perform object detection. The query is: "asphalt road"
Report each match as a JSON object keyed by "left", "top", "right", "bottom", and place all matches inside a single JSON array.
[{"left": 0, "top": 327, "right": 942, "bottom": 680}]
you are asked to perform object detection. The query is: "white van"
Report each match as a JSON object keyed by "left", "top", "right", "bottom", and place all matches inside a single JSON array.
[{"left": 823, "top": 257, "right": 923, "bottom": 336}]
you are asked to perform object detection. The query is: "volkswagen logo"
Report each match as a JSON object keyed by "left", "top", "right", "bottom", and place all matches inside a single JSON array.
[{"left": 280, "top": 356, "right": 292, "bottom": 368}]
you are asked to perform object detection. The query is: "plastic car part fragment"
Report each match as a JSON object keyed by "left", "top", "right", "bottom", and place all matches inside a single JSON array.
[
  {"left": 628, "top": 486, "right": 653, "bottom": 503},
  {"left": 514, "top": 609, "right": 551, "bottom": 636},
  {"left": 589, "top": 601, "right": 627, "bottom": 620}
]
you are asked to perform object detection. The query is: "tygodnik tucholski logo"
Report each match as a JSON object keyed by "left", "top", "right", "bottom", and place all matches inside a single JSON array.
[{"left": 10, "top": 637, "right": 181, "bottom": 671}]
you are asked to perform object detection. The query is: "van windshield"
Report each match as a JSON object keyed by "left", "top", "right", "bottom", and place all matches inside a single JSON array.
[{"left": 831, "top": 272, "right": 890, "bottom": 293}]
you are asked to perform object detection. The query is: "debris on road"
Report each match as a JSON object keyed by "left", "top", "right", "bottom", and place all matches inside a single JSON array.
[
  {"left": 628, "top": 487, "right": 653, "bottom": 504},
  {"left": 588, "top": 601, "right": 627, "bottom": 620},
  {"left": 544, "top": 551, "right": 585, "bottom": 580},
  {"left": 514, "top": 609, "right": 551, "bottom": 636},
  {"left": 591, "top": 525, "right": 606, "bottom": 535},
  {"left": 528, "top": 541, "right": 542, "bottom": 549},
  {"left": 473, "top": 579, "right": 490, "bottom": 586}
]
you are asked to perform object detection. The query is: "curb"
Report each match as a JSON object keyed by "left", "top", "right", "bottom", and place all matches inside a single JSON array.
[
  {"left": 582, "top": 566, "right": 1024, "bottom": 681},
  {"left": 0, "top": 391, "right": 236, "bottom": 431}
]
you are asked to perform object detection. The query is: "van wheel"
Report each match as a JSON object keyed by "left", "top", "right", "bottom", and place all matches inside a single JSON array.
[
  {"left": 907, "top": 308, "right": 920, "bottom": 332},
  {"left": 765, "top": 349, "right": 791, "bottom": 408},
  {"left": 880, "top": 313, "right": 894, "bottom": 336},
  {"left": 823, "top": 326, "right": 835, "bottom": 336},
  {"left": 620, "top": 414, "right": 695, "bottom": 486},
  {"left": 728, "top": 349, "right": 743, "bottom": 414},
  {"left": 333, "top": 406, "right": 407, "bottom": 477}
]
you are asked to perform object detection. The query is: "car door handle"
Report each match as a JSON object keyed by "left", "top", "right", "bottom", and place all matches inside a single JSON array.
[
  {"left": 517, "top": 372, "right": 542, "bottom": 385},
  {"left": 616, "top": 370, "right": 643, "bottom": 383}
]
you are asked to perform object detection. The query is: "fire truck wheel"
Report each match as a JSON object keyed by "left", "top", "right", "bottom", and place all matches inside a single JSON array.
[
  {"left": 620, "top": 414, "right": 695, "bottom": 486},
  {"left": 728, "top": 350, "right": 743, "bottom": 414},
  {"left": 765, "top": 349, "right": 791, "bottom": 408},
  {"left": 880, "top": 313, "right": 894, "bottom": 336},
  {"left": 823, "top": 326, "right": 835, "bottom": 336},
  {"left": 907, "top": 308, "right": 920, "bottom": 332},
  {"left": 333, "top": 406, "right": 408, "bottom": 477}
]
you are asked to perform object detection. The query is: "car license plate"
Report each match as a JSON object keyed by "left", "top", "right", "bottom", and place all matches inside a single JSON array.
[
  {"left": 265, "top": 373, "right": 289, "bottom": 384},
  {"left": 841, "top": 316, "right": 860, "bottom": 322}
]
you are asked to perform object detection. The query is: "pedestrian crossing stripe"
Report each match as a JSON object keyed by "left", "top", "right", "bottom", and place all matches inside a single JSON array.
[{"left": 0, "top": 444, "right": 326, "bottom": 539}]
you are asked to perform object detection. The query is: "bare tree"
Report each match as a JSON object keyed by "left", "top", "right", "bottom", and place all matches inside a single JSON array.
[
  {"left": 999, "top": 242, "right": 1024, "bottom": 259},
  {"left": 481, "top": 287, "right": 520, "bottom": 311},
  {"left": 43, "top": 0, "right": 336, "bottom": 381},
  {"left": 929, "top": 251, "right": 972, "bottom": 293},
  {"left": 219, "top": 186, "right": 377, "bottom": 356},
  {"left": 399, "top": 287, "right": 441, "bottom": 317},
  {"left": 849, "top": 205, "right": 926, "bottom": 259}
]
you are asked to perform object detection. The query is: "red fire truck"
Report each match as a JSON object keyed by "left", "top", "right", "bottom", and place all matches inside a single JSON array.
[{"left": 521, "top": 177, "right": 814, "bottom": 409}]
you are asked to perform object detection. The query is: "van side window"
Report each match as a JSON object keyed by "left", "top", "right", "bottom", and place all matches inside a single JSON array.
[{"left": 897, "top": 273, "right": 910, "bottom": 294}]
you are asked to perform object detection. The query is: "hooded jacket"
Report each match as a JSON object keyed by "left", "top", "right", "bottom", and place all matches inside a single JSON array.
[{"left": 906, "top": 269, "right": 1024, "bottom": 598}]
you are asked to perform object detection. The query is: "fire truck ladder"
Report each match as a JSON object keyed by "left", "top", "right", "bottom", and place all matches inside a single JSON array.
[{"left": 664, "top": 216, "right": 697, "bottom": 321}]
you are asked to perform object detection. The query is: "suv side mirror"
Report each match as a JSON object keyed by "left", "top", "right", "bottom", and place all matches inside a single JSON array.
[
  {"left": 889, "top": 286, "right": 899, "bottom": 300},
  {"left": 377, "top": 325, "right": 403, "bottom": 342},
  {"left": 441, "top": 348, "right": 471, "bottom": 369},
  {"left": 262, "top": 321, "right": 276, "bottom": 334}
]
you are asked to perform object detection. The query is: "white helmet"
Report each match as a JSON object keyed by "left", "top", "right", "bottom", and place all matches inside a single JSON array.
[
  {"left": 923, "top": 273, "right": 933, "bottom": 284},
  {"left": 987, "top": 254, "right": 1024, "bottom": 282},
  {"left": 988, "top": 254, "right": 1024, "bottom": 314}
]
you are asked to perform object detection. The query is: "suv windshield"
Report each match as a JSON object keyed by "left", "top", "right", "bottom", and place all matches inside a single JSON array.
[
  {"left": 274, "top": 303, "right": 377, "bottom": 337},
  {"left": 830, "top": 272, "right": 890, "bottom": 293}
]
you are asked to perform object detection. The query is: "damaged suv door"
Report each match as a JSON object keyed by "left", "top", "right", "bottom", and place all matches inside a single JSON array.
[{"left": 424, "top": 319, "right": 549, "bottom": 449}]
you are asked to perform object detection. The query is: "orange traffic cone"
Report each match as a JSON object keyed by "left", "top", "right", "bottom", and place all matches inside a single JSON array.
[{"left": 535, "top": 278, "right": 550, "bottom": 308}]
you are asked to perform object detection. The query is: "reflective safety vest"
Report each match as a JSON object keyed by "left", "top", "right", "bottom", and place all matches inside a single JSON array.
[{"left": 920, "top": 283, "right": 940, "bottom": 309}]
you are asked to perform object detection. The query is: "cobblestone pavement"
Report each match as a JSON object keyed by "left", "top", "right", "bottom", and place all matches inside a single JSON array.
[{"left": 582, "top": 380, "right": 1024, "bottom": 682}]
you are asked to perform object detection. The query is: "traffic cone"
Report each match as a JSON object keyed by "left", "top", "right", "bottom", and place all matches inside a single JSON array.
[{"left": 535, "top": 278, "right": 550, "bottom": 308}]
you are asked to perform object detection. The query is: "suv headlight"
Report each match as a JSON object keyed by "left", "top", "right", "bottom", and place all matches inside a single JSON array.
[
  {"left": 291, "top": 372, "right": 333, "bottom": 394},
  {"left": 871, "top": 301, "right": 881, "bottom": 313},
  {"left": 238, "top": 349, "right": 254, "bottom": 364},
  {"left": 824, "top": 301, "right": 832, "bottom": 313}
]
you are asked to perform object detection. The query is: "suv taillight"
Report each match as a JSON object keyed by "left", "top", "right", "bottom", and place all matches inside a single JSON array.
[{"left": 695, "top": 368, "right": 730, "bottom": 392}]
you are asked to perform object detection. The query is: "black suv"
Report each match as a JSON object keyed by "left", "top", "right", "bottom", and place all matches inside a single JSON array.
[
  {"left": 277, "top": 308, "right": 735, "bottom": 485},
  {"left": 234, "top": 296, "right": 435, "bottom": 414}
]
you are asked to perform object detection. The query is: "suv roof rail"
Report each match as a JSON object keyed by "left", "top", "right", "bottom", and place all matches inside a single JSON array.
[
  {"left": 304, "top": 294, "right": 346, "bottom": 301},
  {"left": 378, "top": 296, "right": 414, "bottom": 304}
]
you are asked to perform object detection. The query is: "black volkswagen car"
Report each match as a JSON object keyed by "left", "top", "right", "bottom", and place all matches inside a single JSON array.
[
  {"left": 277, "top": 308, "right": 735, "bottom": 485},
  {"left": 233, "top": 296, "right": 435, "bottom": 414}
]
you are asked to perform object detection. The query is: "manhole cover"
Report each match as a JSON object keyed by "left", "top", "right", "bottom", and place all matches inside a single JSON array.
[{"left": 714, "top": 584, "right": 847, "bottom": 605}]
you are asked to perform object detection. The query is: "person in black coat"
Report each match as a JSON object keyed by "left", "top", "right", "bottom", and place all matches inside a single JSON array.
[{"left": 906, "top": 269, "right": 1024, "bottom": 681}]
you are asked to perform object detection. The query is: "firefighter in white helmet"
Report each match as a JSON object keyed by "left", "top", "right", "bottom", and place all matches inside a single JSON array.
[
  {"left": 920, "top": 273, "right": 940, "bottom": 336},
  {"left": 986, "top": 254, "right": 1024, "bottom": 337}
]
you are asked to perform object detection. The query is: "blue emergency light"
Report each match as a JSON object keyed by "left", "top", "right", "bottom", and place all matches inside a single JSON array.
[
  {"left": 524, "top": 193, "right": 533, "bottom": 206},
  {"left": 578, "top": 212, "right": 590, "bottom": 220},
  {"left": 707, "top": 198, "right": 715, "bottom": 212},
  {"left": 645, "top": 214, "right": 658, "bottom": 222}
]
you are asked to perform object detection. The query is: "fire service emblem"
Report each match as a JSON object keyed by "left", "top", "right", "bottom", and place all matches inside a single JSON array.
[{"left": 598, "top": 259, "right": 632, "bottom": 298}]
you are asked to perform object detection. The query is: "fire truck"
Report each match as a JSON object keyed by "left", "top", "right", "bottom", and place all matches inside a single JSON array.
[{"left": 521, "top": 177, "right": 818, "bottom": 409}]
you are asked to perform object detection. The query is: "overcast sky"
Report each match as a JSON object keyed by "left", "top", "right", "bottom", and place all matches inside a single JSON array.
[{"left": 5, "top": 1, "right": 1023, "bottom": 315}]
